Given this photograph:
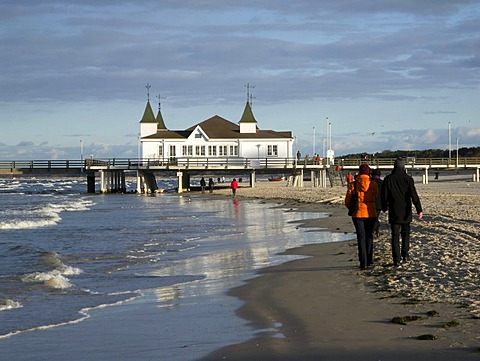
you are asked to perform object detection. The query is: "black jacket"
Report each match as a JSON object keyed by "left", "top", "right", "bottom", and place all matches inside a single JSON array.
[{"left": 381, "top": 168, "right": 422, "bottom": 224}]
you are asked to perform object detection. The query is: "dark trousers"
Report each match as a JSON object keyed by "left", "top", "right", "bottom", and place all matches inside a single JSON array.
[
  {"left": 352, "top": 217, "right": 376, "bottom": 269},
  {"left": 373, "top": 209, "right": 381, "bottom": 236},
  {"left": 390, "top": 223, "right": 411, "bottom": 265}
]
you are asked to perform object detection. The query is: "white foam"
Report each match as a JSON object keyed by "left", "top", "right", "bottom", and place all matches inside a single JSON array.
[
  {"left": 21, "top": 270, "right": 73, "bottom": 289},
  {"left": 0, "top": 198, "right": 94, "bottom": 230},
  {"left": 0, "top": 299, "right": 22, "bottom": 312},
  {"left": 21, "top": 253, "right": 83, "bottom": 290}
]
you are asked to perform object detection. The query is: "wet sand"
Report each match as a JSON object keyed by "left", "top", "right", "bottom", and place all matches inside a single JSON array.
[{"left": 202, "top": 176, "right": 480, "bottom": 360}]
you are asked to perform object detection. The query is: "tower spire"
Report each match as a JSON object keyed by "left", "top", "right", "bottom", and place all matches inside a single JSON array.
[
  {"left": 156, "top": 93, "right": 167, "bottom": 111},
  {"left": 245, "top": 83, "right": 256, "bottom": 105},
  {"left": 145, "top": 83, "right": 151, "bottom": 102}
]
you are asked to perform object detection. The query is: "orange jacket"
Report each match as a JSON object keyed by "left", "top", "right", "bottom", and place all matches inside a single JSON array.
[{"left": 344, "top": 174, "right": 378, "bottom": 218}]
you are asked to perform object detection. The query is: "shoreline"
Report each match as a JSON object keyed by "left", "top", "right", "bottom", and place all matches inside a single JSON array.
[{"left": 201, "top": 179, "right": 480, "bottom": 360}]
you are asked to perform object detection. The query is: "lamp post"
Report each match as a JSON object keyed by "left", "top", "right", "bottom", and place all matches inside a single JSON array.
[
  {"left": 80, "top": 139, "right": 84, "bottom": 172},
  {"left": 456, "top": 137, "right": 459, "bottom": 168},
  {"left": 448, "top": 122, "right": 452, "bottom": 163},
  {"left": 137, "top": 134, "right": 141, "bottom": 166},
  {"left": 312, "top": 127, "right": 316, "bottom": 156}
]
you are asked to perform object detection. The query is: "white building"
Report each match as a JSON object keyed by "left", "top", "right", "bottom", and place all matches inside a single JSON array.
[{"left": 139, "top": 100, "right": 294, "bottom": 165}]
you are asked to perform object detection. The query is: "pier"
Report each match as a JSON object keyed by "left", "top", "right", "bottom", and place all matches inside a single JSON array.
[{"left": 1, "top": 157, "right": 479, "bottom": 193}]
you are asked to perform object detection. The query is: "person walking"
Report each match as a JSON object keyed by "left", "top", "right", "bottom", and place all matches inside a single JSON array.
[
  {"left": 371, "top": 169, "right": 383, "bottom": 237},
  {"left": 345, "top": 172, "right": 354, "bottom": 184},
  {"left": 200, "top": 177, "right": 206, "bottom": 194},
  {"left": 208, "top": 177, "right": 214, "bottom": 193},
  {"left": 345, "top": 163, "right": 378, "bottom": 270},
  {"left": 381, "top": 158, "right": 423, "bottom": 267},
  {"left": 230, "top": 178, "right": 238, "bottom": 197}
]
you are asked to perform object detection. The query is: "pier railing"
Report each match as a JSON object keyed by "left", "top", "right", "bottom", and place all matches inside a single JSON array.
[{"left": 1, "top": 157, "right": 479, "bottom": 173}]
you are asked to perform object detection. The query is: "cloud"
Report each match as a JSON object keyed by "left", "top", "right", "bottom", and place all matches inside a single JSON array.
[{"left": 0, "top": 1, "right": 478, "bottom": 159}]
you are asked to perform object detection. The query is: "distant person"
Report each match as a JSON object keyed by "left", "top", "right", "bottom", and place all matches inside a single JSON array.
[
  {"left": 230, "top": 178, "right": 238, "bottom": 197},
  {"left": 381, "top": 158, "right": 423, "bottom": 267},
  {"left": 345, "top": 172, "right": 354, "bottom": 184},
  {"left": 200, "top": 177, "right": 206, "bottom": 194},
  {"left": 304, "top": 154, "right": 310, "bottom": 165},
  {"left": 208, "top": 177, "right": 214, "bottom": 193},
  {"left": 296, "top": 150, "right": 301, "bottom": 162},
  {"left": 314, "top": 154, "right": 321, "bottom": 165},
  {"left": 371, "top": 169, "right": 383, "bottom": 237},
  {"left": 345, "top": 163, "right": 378, "bottom": 270}
]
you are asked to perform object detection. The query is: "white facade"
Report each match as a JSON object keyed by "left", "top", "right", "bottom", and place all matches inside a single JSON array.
[{"left": 139, "top": 101, "right": 294, "bottom": 163}]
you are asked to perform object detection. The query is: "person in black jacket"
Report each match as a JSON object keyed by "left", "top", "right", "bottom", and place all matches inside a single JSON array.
[
  {"left": 371, "top": 169, "right": 383, "bottom": 238},
  {"left": 381, "top": 158, "right": 423, "bottom": 266}
]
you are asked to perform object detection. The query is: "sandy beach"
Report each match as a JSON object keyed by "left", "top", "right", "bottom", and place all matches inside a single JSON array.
[{"left": 202, "top": 174, "right": 480, "bottom": 360}]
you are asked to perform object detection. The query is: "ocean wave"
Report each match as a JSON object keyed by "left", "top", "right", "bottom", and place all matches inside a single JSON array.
[
  {"left": 21, "top": 251, "right": 83, "bottom": 289},
  {"left": 0, "top": 298, "right": 22, "bottom": 312},
  {"left": 21, "top": 270, "right": 74, "bottom": 289},
  {"left": 0, "top": 291, "right": 143, "bottom": 340},
  {"left": 0, "top": 198, "right": 94, "bottom": 230}
]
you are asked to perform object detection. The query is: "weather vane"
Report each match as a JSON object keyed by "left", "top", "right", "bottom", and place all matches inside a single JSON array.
[
  {"left": 245, "top": 83, "right": 256, "bottom": 106},
  {"left": 156, "top": 93, "right": 167, "bottom": 111},
  {"left": 145, "top": 83, "right": 152, "bottom": 102}
]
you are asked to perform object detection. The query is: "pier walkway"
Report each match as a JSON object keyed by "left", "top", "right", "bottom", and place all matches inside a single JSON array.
[{"left": 1, "top": 157, "right": 479, "bottom": 193}]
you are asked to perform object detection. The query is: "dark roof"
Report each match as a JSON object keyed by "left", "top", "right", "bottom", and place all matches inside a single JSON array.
[
  {"left": 239, "top": 101, "right": 257, "bottom": 123},
  {"left": 156, "top": 109, "right": 167, "bottom": 130},
  {"left": 139, "top": 101, "right": 156, "bottom": 123},
  {"left": 143, "top": 115, "right": 291, "bottom": 140}
]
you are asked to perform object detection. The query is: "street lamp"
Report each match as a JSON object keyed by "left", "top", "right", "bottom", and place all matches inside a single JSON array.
[
  {"left": 312, "top": 126, "right": 316, "bottom": 156},
  {"left": 456, "top": 137, "right": 459, "bottom": 168},
  {"left": 448, "top": 122, "right": 452, "bottom": 163},
  {"left": 80, "top": 139, "right": 84, "bottom": 172}
]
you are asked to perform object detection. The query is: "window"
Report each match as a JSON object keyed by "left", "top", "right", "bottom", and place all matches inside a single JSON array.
[
  {"left": 219, "top": 145, "right": 227, "bottom": 156},
  {"left": 267, "top": 145, "right": 278, "bottom": 156},
  {"left": 169, "top": 145, "right": 176, "bottom": 160},
  {"left": 195, "top": 134, "right": 202, "bottom": 139},
  {"left": 208, "top": 145, "right": 217, "bottom": 156},
  {"left": 158, "top": 145, "right": 163, "bottom": 157},
  {"left": 195, "top": 146, "right": 206, "bottom": 156},
  {"left": 229, "top": 145, "right": 238, "bottom": 156},
  {"left": 183, "top": 145, "right": 193, "bottom": 156}
]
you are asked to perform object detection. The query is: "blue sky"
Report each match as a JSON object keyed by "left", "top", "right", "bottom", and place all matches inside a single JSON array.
[{"left": 0, "top": 0, "right": 478, "bottom": 160}]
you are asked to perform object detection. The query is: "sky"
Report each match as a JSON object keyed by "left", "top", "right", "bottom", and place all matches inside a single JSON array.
[{"left": 0, "top": 0, "right": 479, "bottom": 160}]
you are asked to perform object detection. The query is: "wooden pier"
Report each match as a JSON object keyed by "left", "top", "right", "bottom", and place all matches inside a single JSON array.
[{"left": 1, "top": 157, "right": 479, "bottom": 193}]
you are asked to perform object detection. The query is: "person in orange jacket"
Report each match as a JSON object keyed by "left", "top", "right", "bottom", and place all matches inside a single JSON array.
[
  {"left": 345, "top": 164, "right": 379, "bottom": 270},
  {"left": 230, "top": 178, "right": 239, "bottom": 197}
]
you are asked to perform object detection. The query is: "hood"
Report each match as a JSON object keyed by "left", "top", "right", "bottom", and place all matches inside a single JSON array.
[{"left": 356, "top": 174, "right": 371, "bottom": 192}]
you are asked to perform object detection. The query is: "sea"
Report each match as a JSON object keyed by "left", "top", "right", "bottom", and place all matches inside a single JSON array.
[{"left": 0, "top": 176, "right": 352, "bottom": 360}]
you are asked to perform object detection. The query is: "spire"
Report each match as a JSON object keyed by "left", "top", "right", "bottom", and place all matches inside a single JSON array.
[
  {"left": 139, "top": 101, "right": 156, "bottom": 123},
  {"left": 239, "top": 100, "right": 257, "bottom": 134},
  {"left": 239, "top": 100, "right": 257, "bottom": 124},
  {"left": 156, "top": 93, "right": 167, "bottom": 130},
  {"left": 156, "top": 109, "right": 167, "bottom": 130}
]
